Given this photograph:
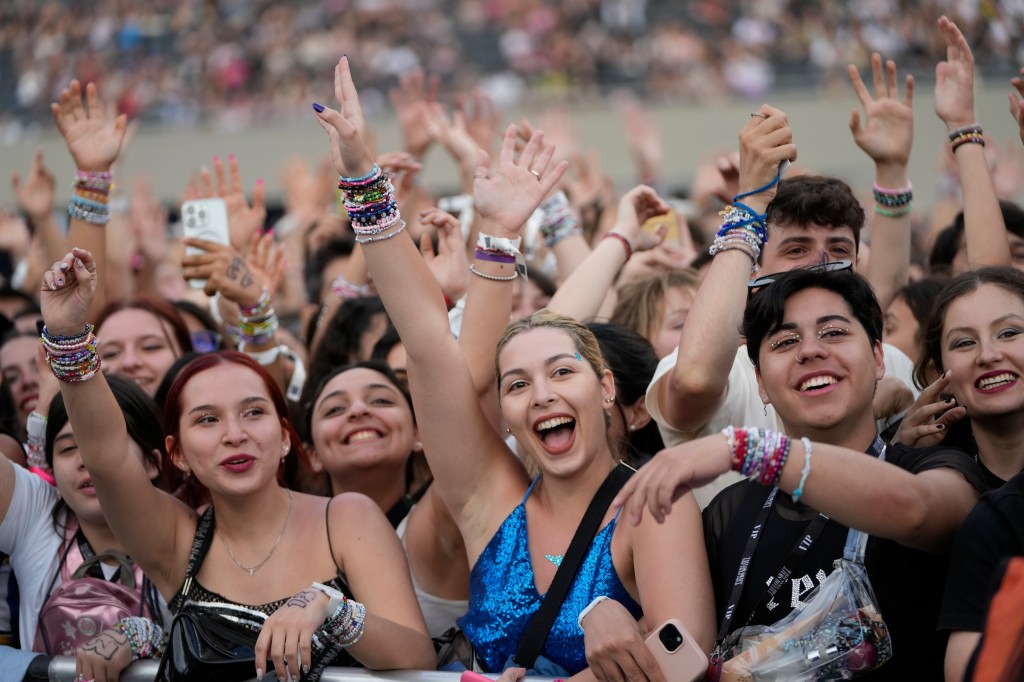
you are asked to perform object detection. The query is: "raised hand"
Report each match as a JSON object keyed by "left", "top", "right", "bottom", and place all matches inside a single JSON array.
[
  {"left": 848, "top": 53, "right": 914, "bottom": 169},
  {"left": 426, "top": 103, "right": 480, "bottom": 183},
  {"left": 612, "top": 185, "right": 671, "bottom": 251},
  {"left": 40, "top": 248, "right": 97, "bottom": 336},
  {"left": 472, "top": 125, "right": 568, "bottom": 235},
  {"left": 50, "top": 81, "right": 127, "bottom": 172},
  {"left": 313, "top": 57, "right": 376, "bottom": 180},
  {"left": 389, "top": 69, "right": 438, "bottom": 159},
  {"left": 1010, "top": 68, "right": 1024, "bottom": 147},
  {"left": 457, "top": 89, "right": 500, "bottom": 158},
  {"left": 255, "top": 588, "right": 329, "bottom": 682},
  {"left": 197, "top": 154, "right": 266, "bottom": 253},
  {"left": 11, "top": 149, "right": 56, "bottom": 221},
  {"left": 737, "top": 105, "right": 796, "bottom": 212},
  {"left": 246, "top": 230, "right": 287, "bottom": 295},
  {"left": 419, "top": 207, "right": 469, "bottom": 301},
  {"left": 617, "top": 96, "right": 664, "bottom": 184},
  {"left": 180, "top": 238, "right": 264, "bottom": 304},
  {"left": 892, "top": 371, "right": 967, "bottom": 448},
  {"left": 0, "top": 208, "right": 30, "bottom": 256},
  {"left": 935, "top": 16, "right": 977, "bottom": 132}
]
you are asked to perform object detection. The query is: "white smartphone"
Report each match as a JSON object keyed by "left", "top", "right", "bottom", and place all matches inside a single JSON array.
[
  {"left": 644, "top": 619, "right": 709, "bottom": 682},
  {"left": 181, "top": 198, "right": 230, "bottom": 288}
]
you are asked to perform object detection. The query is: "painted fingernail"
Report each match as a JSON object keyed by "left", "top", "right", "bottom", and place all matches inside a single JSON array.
[
  {"left": 59, "top": 262, "right": 70, "bottom": 271},
  {"left": 229, "top": 153, "right": 236, "bottom": 161},
  {"left": 303, "top": 664, "right": 310, "bottom": 674},
  {"left": 75, "top": 258, "right": 84, "bottom": 269},
  {"left": 256, "top": 178, "right": 264, "bottom": 185},
  {"left": 256, "top": 669, "right": 264, "bottom": 681},
  {"left": 936, "top": 423, "right": 945, "bottom": 430},
  {"left": 942, "top": 370, "right": 950, "bottom": 378},
  {"left": 213, "top": 155, "right": 220, "bottom": 163},
  {"left": 48, "top": 280, "right": 56, "bottom": 290},
  {"left": 56, "top": 278, "right": 64, "bottom": 286},
  {"left": 312, "top": 102, "right": 325, "bottom": 113}
]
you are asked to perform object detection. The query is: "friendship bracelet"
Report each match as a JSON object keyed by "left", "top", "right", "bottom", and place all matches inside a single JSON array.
[
  {"left": 354, "top": 220, "right": 408, "bottom": 244},
  {"left": 603, "top": 233, "right": 632, "bottom": 261},
  {"left": 115, "top": 616, "right": 166, "bottom": 661},
  {"left": 791, "top": 437, "right": 813, "bottom": 503},
  {"left": 951, "top": 133, "right": 985, "bottom": 153},
  {"left": 337, "top": 164, "right": 382, "bottom": 188},
  {"left": 872, "top": 182, "right": 913, "bottom": 208},
  {"left": 330, "top": 274, "right": 372, "bottom": 300},
  {"left": 469, "top": 264, "right": 518, "bottom": 281},
  {"left": 874, "top": 204, "right": 912, "bottom": 218},
  {"left": 239, "top": 289, "right": 272, "bottom": 319},
  {"left": 475, "top": 249, "right": 516, "bottom": 264},
  {"left": 947, "top": 124, "right": 983, "bottom": 142},
  {"left": 721, "top": 426, "right": 790, "bottom": 488}
]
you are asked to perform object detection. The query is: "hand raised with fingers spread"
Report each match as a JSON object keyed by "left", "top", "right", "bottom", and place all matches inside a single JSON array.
[
  {"left": 11, "top": 149, "right": 56, "bottom": 221},
  {"left": 473, "top": 125, "right": 569, "bottom": 235},
  {"left": 1010, "top": 68, "right": 1024, "bottom": 147},
  {"left": 892, "top": 371, "right": 967, "bottom": 448},
  {"left": 246, "top": 231, "right": 287, "bottom": 295},
  {"left": 848, "top": 53, "right": 914, "bottom": 168},
  {"left": 40, "top": 248, "right": 98, "bottom": 337},
  {"left": 389, "top": 69, "right": 438, "bottom": 159},
  {"left": 419, "top": 207, "right": 469, "bottom": 302},
  {"left": 935, "top": 16, "right": 977, "bottom": 131},
  {"left": 199, "top": 154, "right": 266, "bottom": 253},
  {"left": 181, "top": 238, "right": 265, "bottom": 304},
  {"left": 458, "top": 89, "right": 500, "bottom": 158},
  {"left": 313, "top": 57, "right": 376, "bottom": 180},
  {"left": 50, "top": 81, "right": 127, "bottom": 172}
]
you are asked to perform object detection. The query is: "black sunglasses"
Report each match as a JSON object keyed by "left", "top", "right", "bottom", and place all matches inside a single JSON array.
[{"left": 747, "top": 260, "right": 854, "bottom": 290}]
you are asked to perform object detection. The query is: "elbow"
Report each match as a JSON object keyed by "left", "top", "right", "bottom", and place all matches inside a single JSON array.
[{"left": 890, "top": 494, "right": 948, "bottom": 551}]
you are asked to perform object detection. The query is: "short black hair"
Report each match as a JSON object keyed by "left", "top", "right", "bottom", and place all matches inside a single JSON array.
[
  {"left": 304, "top": 236, "right": 356, "bottom": 305},
  {"left": 743, "top": 268, "right": 882, "bottom": 367},
  {"left": 765, "top": 176, "right": 865, "bottom": 258}
]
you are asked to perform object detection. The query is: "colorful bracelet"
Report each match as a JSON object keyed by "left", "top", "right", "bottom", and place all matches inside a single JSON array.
[
  {"left": 947, "top": 124, "right": 983, "bottom": 142},
  {"left": 330, "top": 274, "right": 372, "bottom": 300},
  {"left": 951, "top": 133, "right": 985, "bottom": 152},
  {"left": 115, "top": 616, "right": 166, "bottom": 661},
  {"left": 539, "top": 191, "right": 581, "bottom": 248},
  {"left": 874, "top": 204, "right": 912, "bottom": 218},
  {"left": 721, "top": 426, "right": 790, "bottom": 488},
  {"left": 603, "top": 232, "right": 632, "bottom": 261},
  {"left": 320, "top": 594, "right": 367, "bottom": 648},
  {"left": 41, "top": 324, "right": 102, "bottom": 383},
  {"left": 872, "top": 182, "right": 913, "bottom": 208}
]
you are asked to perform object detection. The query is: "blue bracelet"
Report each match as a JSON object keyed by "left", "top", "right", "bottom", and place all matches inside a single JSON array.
[{"left": 791, "top": 437, "right": 813, "bottom": 503}]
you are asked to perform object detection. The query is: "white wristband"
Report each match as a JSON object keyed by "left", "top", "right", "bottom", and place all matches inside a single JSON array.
[
  {"left": 577, "top": 595, "right": 610, "bottom": 631},
  {"left": 311, "top": 582, "right": 346, "bottom": 619}
]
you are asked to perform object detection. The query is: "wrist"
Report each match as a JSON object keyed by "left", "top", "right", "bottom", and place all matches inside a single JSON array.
[
  {"left": 873, "top": 163, "right": 909, "bottom": 188},
  {"left": 577, "top": 596, "right": 610, "bottom": 631},
  {"left": 943, "top": 118, "right": 978, "bottom": 134}
]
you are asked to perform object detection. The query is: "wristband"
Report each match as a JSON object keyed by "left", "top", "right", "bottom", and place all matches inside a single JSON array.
[
  {"left": 791, "top": 437, "right": 813, "bottom": 504},
  {"left": 577, "top": 596, "right": 610, "bottom": 631},
  {"left": 312, "top": 581, "right": 346, "bottom": 618}
]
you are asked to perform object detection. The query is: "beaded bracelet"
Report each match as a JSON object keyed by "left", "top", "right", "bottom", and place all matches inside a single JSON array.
[
  {"left": 874, "top": 204, "right": 912, "bottom": 218},
  {"left": 115, "top": 616, "right": 166, "bottom": 661},
  {"left": 721, "top": 426, "right": 790, "bottom": 488},
  {"left": 947, "top": 124, "right": 983, "bottom": 142},
  {"left": 321, "top": 595, "right": 367, "bottom": 648},
  {"left": 951, "top": 132, "right": 985, "bottom": 152},
  {"left": 68, "top": 171, "right": 113, "bottom": 226},
  {"left": 354, "top": 220, "right": 407, "bottom": 244},
  {"left": 41, "top": 324, "right": 102, "bottom": 383},
  {"left": 330, "top": 273, "right": 372, "bottom": 300},
  {"left": 603, "top": 232, "right": 632, "bottom": 261},
  {"left": 872, "top": 182, "right": 913, "bottom": 208},
  {"left": 469, "top": 264, "right": 518, "bottom": 281}
]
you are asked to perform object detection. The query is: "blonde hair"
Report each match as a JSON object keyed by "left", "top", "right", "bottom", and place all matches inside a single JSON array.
[
  {"left": 611, "top": 268, "right": 700, "bottom": 343},
  {"left": 496, "top": 309, "right": 607, "bottom": 384}
]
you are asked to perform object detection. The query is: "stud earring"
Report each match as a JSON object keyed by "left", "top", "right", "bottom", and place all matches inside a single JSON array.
[
  {"left": 281, "top": 443, "right": 290, "bottom": 455},
  {"left": 604, "top": 396, "right": 614, "bottom": 404},
  {"left": 628, "top": 424, "right": 637, "bottom": 431},
  {"left": 413, "top": 441, "right": 423, "bottom": 451}
]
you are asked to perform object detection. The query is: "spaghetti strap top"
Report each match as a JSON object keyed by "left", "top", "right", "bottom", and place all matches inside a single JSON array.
[{"left": 457, "top": 477, "right": 641, "bottom": 674}]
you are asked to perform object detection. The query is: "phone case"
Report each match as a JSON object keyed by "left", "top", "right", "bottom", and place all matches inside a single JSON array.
[
  {"left": 644, "top": 619, "right": 709, "bottom": 682},
  {"left": 181, "top": 198, "right": 230, "bottom": 288}
]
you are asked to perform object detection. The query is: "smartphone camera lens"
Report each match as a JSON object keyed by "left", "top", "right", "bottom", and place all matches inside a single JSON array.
[{"left": 658, "top": 623, "right": 685, "bottom": 653}]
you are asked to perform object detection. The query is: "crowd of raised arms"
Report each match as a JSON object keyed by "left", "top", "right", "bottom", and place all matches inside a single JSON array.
[{"left": 1, "top": 13, "right": 1024, "bottom": 682}]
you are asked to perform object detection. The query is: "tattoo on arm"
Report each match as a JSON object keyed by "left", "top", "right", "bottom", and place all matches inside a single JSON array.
[
  {"left": 286, "top": 590, "right": 318, "bottom": 608},
  {"left": 81, "top": 631, "right": 129, "bottom": 661}
]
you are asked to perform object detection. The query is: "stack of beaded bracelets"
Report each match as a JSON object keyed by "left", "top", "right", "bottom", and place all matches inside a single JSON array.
[
  {"left": 330, "top": 273, "right": 372, "bottom": 300},
  {"left": 471, "top": 233, "right": 522, "bottom": 281},
  {"left": 539, "top": 190, "right": 581, "bottom": 248},
  {"left": 721, "top": 426, "right": 791, "bottom": 487},
  {"left": 68, "top": 170, "right": 113, "bottom": 225},
  {"left": 708, "top": 204, "right": 767, "bottom": 269},
  {"left": 873, "top": 182, "right": 913, "bottom": 218},
  {"left": 949, "top": 124, "right": 984, "bottom": 153},
  {"left": 236, "top": 289, "right": 279, "bottom": 348},
  {"left": 115, "top": 616, "right": 166, "bottom": 661},
  {"left": 338, "top": 164, "right": 406, "bottom": 244},
  {"left": 41, "top": 324, "right": 101, "bottom": 383},
  {"left": 322, "top": 595, "right": 367, "bottom": 648}
]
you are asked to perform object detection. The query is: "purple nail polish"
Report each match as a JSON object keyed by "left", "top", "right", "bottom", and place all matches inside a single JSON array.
[{"left": 312, "top": 102, "right": 325, "bottom": 113}]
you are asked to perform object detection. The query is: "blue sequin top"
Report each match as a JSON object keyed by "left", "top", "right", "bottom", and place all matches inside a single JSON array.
[{"left": 458, "top": 477, "right": 642, "bottom": 674}]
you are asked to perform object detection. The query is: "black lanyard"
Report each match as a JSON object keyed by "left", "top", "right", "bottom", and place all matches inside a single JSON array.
[{"left": 714, "top": 435, "right": 885, "bottom": 644}]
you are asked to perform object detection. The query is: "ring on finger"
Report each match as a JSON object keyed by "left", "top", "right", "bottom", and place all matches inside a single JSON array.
[
  {"left": 529, "top": 169, "right": 542, "bottom": 179},
  {"left": 473, "top": 173, "right": 488, "bottom": 179},
  {"left": 750, "top": 112, "right": 769, "bottom": 119}
]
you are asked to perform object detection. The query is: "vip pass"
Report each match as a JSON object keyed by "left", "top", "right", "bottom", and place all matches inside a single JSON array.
[
  {"left": 68, "top": 170, "right": 113, "bottom": 226},
  {"left": 338, "top": 165, "right": 407, "bottom": 244},
  {"left": 115, "top": 616, "right": 166, "bottom": 661},
  {"left": 40, "top": 324, "right": 101, "bottom": 383},
  {"left": 873, "top": 181, "right": 913, "bottom": 218},
  {"left": 721, "top": 426, "right": 792, "bottom": 488},
  {"left": 949, "top": 124, "right": 984, "bottom": 153},
  {"left": 237, "top": 288, "right": 279, "bottom": 347},
  {"left": 539, "top": 190, "right": 581, "bottom": 248}
]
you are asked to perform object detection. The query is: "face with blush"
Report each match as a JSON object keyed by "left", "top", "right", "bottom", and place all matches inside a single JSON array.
[{"left": 98, "top": 308, "right": 182, "bottom": 396}]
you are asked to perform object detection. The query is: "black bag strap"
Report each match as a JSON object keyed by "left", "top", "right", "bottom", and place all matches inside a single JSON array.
[
  {"left": 169, "top": 508, "right": 216, "bottom": 612},
  {"left": 513, "top": 461, "right": 634, "bottom": 669}
]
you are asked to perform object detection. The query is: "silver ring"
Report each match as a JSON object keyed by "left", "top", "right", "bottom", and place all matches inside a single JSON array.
[
  {"left": 473, "top": 173, "right": 488, "bottom": 179},
  {"left": 750, "top": 112, "right": 769, "bottom": 119},
  {"left": 530, "top": 169, "right": 542, "bottom": 179}
]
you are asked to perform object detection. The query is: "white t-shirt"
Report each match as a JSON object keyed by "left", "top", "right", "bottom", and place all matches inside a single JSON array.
[
  {"left": 645, "top": 343, "right": 918, "bottom": 509},
  {"left": 0, "top": 464, "right": 63, "bottom": 647},
  {"left": 395, "top": 506, "right": 468, "bottom": 638}
]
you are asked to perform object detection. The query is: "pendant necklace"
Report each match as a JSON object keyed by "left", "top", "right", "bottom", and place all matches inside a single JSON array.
[
  {"left": 216, "top": 489, "right": 294, "bottom": 576},
  {"left": 545, "top": 554, "right": 564, "bottom": 567}
]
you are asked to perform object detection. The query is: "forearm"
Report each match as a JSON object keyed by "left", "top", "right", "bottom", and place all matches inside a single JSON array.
[
  {"left": 30, "top": 213, "right": 65, "bottom": 265},
  {"left": 68, "top": 219, "right": 109, "bottom": 319},
  {"left": 864, "top": 163, "right": 911, "bottom": 310},
  {"left": 460, "top": 228, "right": 515, "bottom": 396},
  {"left": 955, "top": 141, "right": 1010, "bottom": 268},
  {"left": 551, "top": 232, "right": 591, "bottom": 283},
  {"left": 548, "top": 237, "right": 626, "bottom": 321},
  {"left": 345, "top": 615, "right": 435, "bottom": 669}
]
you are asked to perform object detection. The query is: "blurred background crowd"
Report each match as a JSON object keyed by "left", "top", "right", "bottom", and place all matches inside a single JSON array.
[{"left": 2, "top": 0, "right": 1023, "bottom": 139}]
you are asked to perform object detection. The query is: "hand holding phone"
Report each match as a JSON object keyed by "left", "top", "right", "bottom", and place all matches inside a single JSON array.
[
  {"left": 181, "top": 198, "right": 230, "bottom": 288},
  {"left": 644, "top": 619, "right": 708, "bottom": 682}
]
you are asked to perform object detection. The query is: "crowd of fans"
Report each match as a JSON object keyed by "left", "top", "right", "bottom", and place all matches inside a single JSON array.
[{"left": 2, "top": 0, "right": 1024, "bottom": 137}]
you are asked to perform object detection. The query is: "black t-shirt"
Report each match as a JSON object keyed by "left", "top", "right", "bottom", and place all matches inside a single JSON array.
[
  {"left": 938, "top": 470, "right": 1024, "bottom": 633},
  {"left": 704, "top": 444, "right": 985, "bottom": 681}
]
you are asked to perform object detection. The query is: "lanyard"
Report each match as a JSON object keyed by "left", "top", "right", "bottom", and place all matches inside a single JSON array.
[{"left": 715, "top": 435, "right": 886, "bottom": 644}]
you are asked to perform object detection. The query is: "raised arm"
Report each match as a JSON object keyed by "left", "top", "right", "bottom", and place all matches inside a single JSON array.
[
  {"left": 658, "top": 107, "right": 795, "bottom": 432},
  {"left": 311, "top": 58, "right": 566, "bottom": 523},
  {"left": 614, "top": 429, "right": 980, "bottom": 553},
  {"left": 1011, "top": 68, "right": 1024, "bottom": 148},
  {"left": 935, "top": 15, "right": 1010, "bottom": 269},
  {"left": 51, "top": 81, "right": 127, "bottom": 320},
  {"left": 38, "top": 248, "right": 195, "bottom": 595},
  {"left": 848, "top": 53, "right": 914, "bottom": 310}
]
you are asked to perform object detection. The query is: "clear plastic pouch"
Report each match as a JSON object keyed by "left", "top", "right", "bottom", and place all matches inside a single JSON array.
[{"left": 719, "top": 555, "right": 892, "bottom": 682}]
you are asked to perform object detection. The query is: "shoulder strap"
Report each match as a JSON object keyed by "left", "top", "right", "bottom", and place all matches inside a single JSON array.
[
  {"left": 175, "top": 508, "right": 216, "bottom": 606},
  {"left": 513, "top": 461, "right": 634, "bottom": 669}
]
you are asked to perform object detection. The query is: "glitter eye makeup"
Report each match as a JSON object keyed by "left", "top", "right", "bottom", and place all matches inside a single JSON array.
[
  {"left": 769, "top": 332, "right": 801, "bottom": 351},
  {"left": 816, "top": 323, "right": 850, "bottom": 339}
]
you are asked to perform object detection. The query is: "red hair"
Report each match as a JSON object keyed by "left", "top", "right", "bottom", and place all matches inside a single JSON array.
[{"left": 163, "top": 351, "right": 307, "bottom": 507}]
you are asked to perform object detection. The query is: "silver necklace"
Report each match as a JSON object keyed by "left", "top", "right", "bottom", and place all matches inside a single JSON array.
[{"left": 215, "top": 489, "right": 294, "bottom": 576}]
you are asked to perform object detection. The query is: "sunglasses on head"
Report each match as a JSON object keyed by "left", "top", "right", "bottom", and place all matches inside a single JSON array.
[{"left": 747, "top": 260, "right": 854, "bottom": 290}]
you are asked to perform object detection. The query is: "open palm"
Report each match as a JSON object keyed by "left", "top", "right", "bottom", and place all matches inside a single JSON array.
[{"left": 51, "top": 81, "right": 127, "bottom": 172}]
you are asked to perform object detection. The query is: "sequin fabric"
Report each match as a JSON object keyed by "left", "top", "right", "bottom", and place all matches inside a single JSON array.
[{"left": 458, "top": 478, "right": 642, "bottom": 674}]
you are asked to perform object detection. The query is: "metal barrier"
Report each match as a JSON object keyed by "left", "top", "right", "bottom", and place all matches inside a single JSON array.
[{"left": 46, "top": 658, "right": 550, "bottom": 682}]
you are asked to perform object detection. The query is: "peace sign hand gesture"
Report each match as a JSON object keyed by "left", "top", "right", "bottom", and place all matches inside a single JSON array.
[{"left": 50, "top": 81, "right": 127, "bottom": 172}]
